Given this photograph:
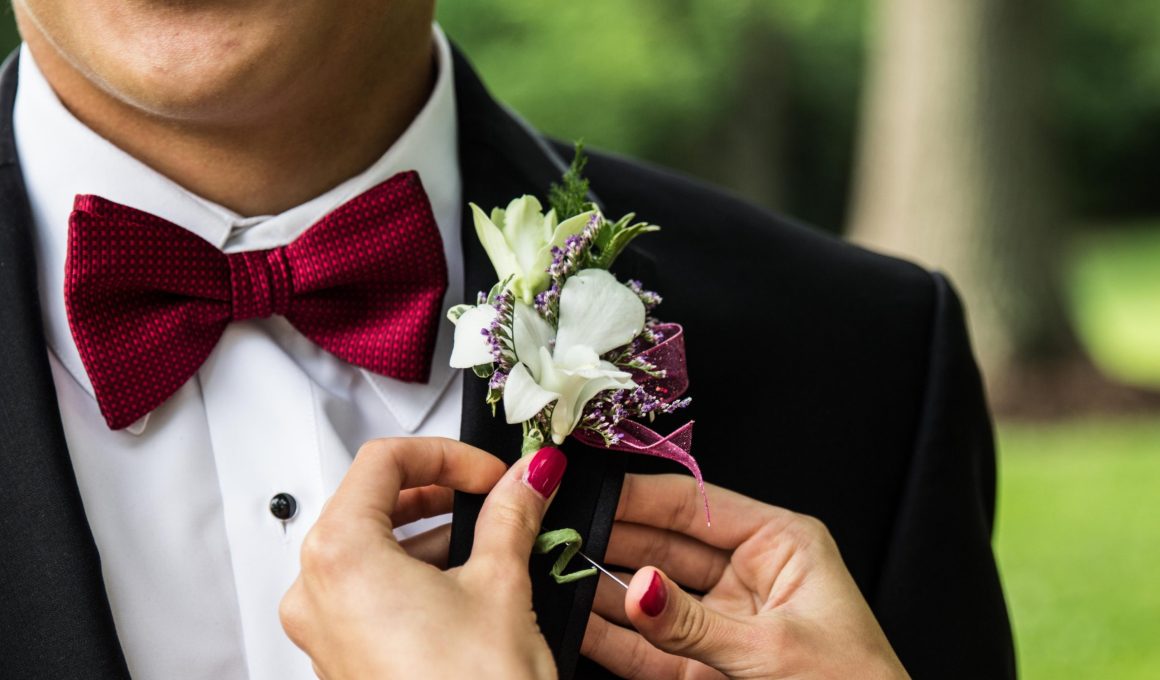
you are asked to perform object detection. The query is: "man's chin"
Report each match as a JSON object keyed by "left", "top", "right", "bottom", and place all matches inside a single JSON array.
[
  {"left": 16, "top": 0, "right": 337, "bottom": 124},
  {"left": 92, "top": 50, "right": 305, "bottom": 125}
]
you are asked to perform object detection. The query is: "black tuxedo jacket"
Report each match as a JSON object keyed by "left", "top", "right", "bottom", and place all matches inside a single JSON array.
[{"left": 0, "top": 46, "right": 1015, "bottom": 679}]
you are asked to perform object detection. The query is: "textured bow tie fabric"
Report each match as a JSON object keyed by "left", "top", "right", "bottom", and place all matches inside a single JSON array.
[{"left": 65, "top": 171, "right": 449, "bottom": 430}]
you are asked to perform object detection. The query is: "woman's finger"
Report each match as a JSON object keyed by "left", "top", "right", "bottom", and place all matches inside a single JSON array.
[
  {"left": 605, "top": 521, "right": 730, "bottom": 592},
  {"left": 325, "top": 437, "right": 507, "bottom": 529},
  {"left": 617, "top": 474, "right": 797, "bottom": 551},
  {"left": 593, "top": 566, "right": 709, "bottom": 630},
  {"left": 624, "top": 567, "right": 758, "bottom": 674},
  {"left": 468, "top": 446, "right": 566, "bottom": 574},
  {"left": 399, "top": 523, "right": 453, "bottom": 567},
  {"left": 592, "top": 569, "right": 635, "bottom": 627},
  {"left": 391, "top": 485, "right": 455, "bottom": 527},
  {"left": 581, "top": 613, "right": 710, "bottom": 679}
]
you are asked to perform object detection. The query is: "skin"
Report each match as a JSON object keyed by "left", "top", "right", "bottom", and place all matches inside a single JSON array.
[
  {"left": 13, "top": 0, "right": 437, "bottom": 216},
  {"left": 583, "top": 475, "right": 911, "bottom": 680},
  {"left": 282, "top": 438, "right": 910, "bottom": 680},
  {"left": 280, "top": 438, "right": 558, "bottom": 680}
]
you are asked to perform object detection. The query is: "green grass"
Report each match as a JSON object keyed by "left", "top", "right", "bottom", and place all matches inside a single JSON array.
[
  {"left": 996, "top": 224, "right": 1160, "bottom": 679},
  {"left": 996, "top": 420, "right": 1160, "bottom": 679}
]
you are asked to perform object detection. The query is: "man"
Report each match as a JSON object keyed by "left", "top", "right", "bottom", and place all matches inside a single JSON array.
[{"left": 0, "top": 1, "right": 1015, "bottom": 679}]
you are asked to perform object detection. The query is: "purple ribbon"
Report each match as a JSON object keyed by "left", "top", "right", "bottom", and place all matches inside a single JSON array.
[{"left": 572, "top": 323, "right": 710, "bottom": 525}]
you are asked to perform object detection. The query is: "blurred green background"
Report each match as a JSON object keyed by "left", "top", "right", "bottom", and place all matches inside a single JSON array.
[{"left": 3, "top": 1, "right": 1158, "bottom": 677}]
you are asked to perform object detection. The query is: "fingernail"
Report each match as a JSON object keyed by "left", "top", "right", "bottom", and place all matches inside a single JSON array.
[
  {"left": 524, "top": 446, "right": 567, "bottom": 499},
  {"left": 640, "top": 571, "right": 667, "bottom": 617}
]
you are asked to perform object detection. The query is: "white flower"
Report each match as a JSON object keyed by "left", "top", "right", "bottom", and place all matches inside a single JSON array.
[
  {"left": 448, "top": 269, "right": 647, "bottom": 444},
  {"left": 471, "top": 196, "right": 595, "bottom": 304},
  {"left": 504, "top": 269, "right": 645, "bottom": 444}
]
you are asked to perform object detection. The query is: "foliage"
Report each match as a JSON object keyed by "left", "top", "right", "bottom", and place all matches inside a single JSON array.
[
  {"left": 437, "top": 0, "right": 868, "bottom": 231},
  {"left": 438, "top": 0, "right": 1160, "bottom": 227},
  {"left": 1067, "top": 223, "right": 1160, "bottom": 386},
  {"left": 547, "top": 142, "right": 591, "bottom": 220},
  {"left": 1057, "top": 0, "right": 1160, "bottom": 217},
  {"left": 0, "top": 6, "right": 16, "bottom": 58}
]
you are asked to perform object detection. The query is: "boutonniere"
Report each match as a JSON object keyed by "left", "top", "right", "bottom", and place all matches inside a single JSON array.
[{"left": 449, "top": 146, "right": 707, "bottom": 582}]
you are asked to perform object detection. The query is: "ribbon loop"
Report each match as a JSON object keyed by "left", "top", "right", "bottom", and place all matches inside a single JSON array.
[{"left": 574, "top": 322, "right": 710, "bottom": 524}]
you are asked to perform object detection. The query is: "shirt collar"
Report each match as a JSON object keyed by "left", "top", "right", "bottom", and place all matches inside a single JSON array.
[{"left": 15, "top": 24, "right": 463, "bottom": 435}]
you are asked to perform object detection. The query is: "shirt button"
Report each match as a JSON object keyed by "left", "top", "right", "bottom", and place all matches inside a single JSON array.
[{"left": 269, "top": 493, "right": 298, "bottom": 521}]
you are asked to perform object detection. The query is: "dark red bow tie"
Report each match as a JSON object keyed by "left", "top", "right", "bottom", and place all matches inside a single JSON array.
[{"left": 65, "top": 171, "right": 449, "bottom": 430}]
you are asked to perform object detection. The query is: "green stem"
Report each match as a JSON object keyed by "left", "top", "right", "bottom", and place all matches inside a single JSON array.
[
  {"left": 533, "top": 528, "right": 597, "bottom": 584},
  {"left": 520, "top": 422, "right": 546, "bottom": 456}
]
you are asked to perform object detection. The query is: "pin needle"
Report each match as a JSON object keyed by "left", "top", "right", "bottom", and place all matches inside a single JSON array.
[{"left": 577, "top": 551, "right": 628, "bottom": 590}]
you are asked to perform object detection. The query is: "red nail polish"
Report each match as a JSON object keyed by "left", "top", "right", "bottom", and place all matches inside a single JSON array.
[
  {"left": 525, "top": 446, "right": 567, "bottom": 499},
  {"left": 640, "top": 571, "right": 667, "bottom": 617}
]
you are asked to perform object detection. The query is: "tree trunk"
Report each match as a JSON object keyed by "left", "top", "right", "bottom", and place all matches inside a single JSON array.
[{"left": 848, "top": 0, "right": 1077, "bottom": 385}]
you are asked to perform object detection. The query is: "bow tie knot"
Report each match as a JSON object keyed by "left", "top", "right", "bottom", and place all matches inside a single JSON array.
[{"left": 228, "top": 247, "right": 293, "bottom": 320}]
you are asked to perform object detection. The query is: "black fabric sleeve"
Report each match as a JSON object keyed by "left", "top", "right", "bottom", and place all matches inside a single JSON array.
[{"left": 872, "top": 272, "right": 1018, "bottom": 679}]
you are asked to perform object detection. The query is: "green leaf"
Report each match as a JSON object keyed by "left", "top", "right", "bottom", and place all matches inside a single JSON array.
[
  {"left": 595, "top": 220, "right": 660, "bottom": 269},
  {"left": 592, "top": 217, "right": 616, "bottom": 253},
  {"left": 485, "top": 278, "right": 509, "bottom": 304},
  {"left": 549, "top": 141, "right": 594, "bottom": 220},
  {"left": 446, "top": 303, "right": 474, "bottom": 323}
]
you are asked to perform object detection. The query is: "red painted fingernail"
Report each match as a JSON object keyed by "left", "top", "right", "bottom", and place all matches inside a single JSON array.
[
  {"left": 640, "top": 571, "right": 667, "bottom": 617},
  {"left": 524, "top": 446, "right": 567, "bottom": 499}
]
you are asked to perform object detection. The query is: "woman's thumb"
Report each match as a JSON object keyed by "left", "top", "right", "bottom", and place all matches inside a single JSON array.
[
  {"left": 469, "top": 446, "right": 566, "bottom": 571},
  {"left": 625, "top": 567, "right": 752, "bottom": 670}
]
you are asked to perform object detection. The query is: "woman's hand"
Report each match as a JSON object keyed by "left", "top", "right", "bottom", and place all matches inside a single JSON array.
[
  {"left": 280, "top": 438, "right": 567, "bottom": 680},
  {"left": 583, "top": 474, "right": 910, "bottom": 680}
]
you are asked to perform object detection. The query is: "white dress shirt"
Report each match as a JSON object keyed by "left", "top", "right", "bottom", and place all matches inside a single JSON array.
[{"left": 15, "top": 25, "right": 464, "bottom": 680}]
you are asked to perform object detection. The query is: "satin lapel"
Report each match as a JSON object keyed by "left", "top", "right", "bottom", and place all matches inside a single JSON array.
[
  {"left": 0, "top": 52, "right": 130, "bottom": 679},
  {"left": 447, "top": 47, "right": 659, "bottom": 680}
]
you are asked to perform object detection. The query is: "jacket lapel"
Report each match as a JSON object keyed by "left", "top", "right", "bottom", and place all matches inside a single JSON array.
[
  {"left": 0, "top": 52, "right": 131, "bottom": 680},
  {"left": 449, "top": 47, "right": 648, "bottom": 679}
]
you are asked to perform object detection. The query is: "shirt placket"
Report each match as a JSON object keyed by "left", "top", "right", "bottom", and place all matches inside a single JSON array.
[{"left": 200, "top": 322, "right": 323, "bottom": 680}]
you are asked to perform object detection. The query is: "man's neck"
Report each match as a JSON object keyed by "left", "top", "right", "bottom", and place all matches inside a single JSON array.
[{"left": 17, "top": 13, "right": 436, "bottom": 217}]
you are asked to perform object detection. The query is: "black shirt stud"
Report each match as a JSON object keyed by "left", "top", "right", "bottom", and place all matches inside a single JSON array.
[{"left": 269, "top": 493, "right": 298, "bottom": 521}]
